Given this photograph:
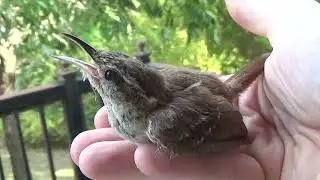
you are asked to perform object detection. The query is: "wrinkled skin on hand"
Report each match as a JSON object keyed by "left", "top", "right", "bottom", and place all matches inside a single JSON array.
[{"left": 70, "top": 0, "right": 320, "bottom": 179}]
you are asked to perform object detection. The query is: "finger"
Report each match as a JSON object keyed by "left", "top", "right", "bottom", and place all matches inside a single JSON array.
[
  {"left": 224, "top": 0, "right": 320, "bottom": 44},
  {"left": 225, "top": 0, "right": 274, "bottom": 37},
  {"left": 70, "top": 128, "right": 122, "bottom": 165},
  {"left": 78, "top": 141, "right": 147, "bottom": 179},
  {"left": 94, "top": 106, "right": 110, "bottom": 128},
  {"left": 135, "top": 145, "right": 264, "bottom": 180}
]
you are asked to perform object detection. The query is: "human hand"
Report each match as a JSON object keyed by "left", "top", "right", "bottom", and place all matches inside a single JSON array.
[{"left": 70, "top": 0, "right": 320, "bottom": 179}]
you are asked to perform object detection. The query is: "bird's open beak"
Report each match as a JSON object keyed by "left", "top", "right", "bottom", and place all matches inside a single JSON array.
[{"left": 51, "top": 33, "right": 100, "bottom": 78}]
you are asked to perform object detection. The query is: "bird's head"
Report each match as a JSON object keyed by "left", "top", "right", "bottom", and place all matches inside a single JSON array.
[{"left": 52, "top": 33, "right": 167, "bottom": 104}]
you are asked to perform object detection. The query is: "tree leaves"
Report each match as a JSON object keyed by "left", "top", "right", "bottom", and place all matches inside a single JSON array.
[{"left": 1, "top": 0, "right": 272, "bottom": 91}]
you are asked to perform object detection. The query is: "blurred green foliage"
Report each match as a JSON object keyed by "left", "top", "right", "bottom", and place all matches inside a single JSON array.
[{"left": 0, "top": 0, "right": 271, "bottom": 147}]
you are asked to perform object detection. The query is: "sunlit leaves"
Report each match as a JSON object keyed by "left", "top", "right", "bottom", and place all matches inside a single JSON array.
[
  {"left": 134, "top": 0, "right": 271, "bottom": 61},
  {"left": 1, "top": 0, "right": 272, "bottom": 92}
]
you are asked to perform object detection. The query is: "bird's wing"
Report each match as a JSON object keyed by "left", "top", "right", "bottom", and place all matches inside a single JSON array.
[
  {"left": 146, "top": 85, "right": 248, "bottom": 155},
  {"left": 158, "top": 68, "right": 235, "bottom": 100}
]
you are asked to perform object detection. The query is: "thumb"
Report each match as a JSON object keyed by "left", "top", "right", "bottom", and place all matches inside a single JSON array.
[
  {"left": 226, "top": 0, "right": 320, "bottom": 125},
  {"left": 224, "top": 0, "right": 320, "bottom": 45}
]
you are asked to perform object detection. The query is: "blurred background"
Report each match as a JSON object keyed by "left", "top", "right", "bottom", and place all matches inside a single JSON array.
[{"left": 0, "top": 0, "right": 273, "bottom": 179}]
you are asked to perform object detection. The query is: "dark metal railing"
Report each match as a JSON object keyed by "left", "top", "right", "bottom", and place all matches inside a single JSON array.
[{"left": 0, "top": 71, "right": 93, "bottom": 180}]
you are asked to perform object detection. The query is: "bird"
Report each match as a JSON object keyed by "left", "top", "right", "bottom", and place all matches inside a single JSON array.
[
  {"left": 52, "top": 33, "right": 269, "bottom": 156},
  {"left": 135, "top": 40, "right": 152, "bottom": 64}
]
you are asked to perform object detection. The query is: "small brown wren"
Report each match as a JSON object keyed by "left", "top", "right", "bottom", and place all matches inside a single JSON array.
[{"left": 52, "top": 33, "right": 270, "bottom": 155}]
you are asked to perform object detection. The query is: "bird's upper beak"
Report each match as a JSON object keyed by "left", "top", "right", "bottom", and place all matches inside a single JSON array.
[
  {"left": 62, "top": 33, "right": 97, "bottom": 59},
  {"left": 51, "top": 33, "right": 100, "bottom": 78}
]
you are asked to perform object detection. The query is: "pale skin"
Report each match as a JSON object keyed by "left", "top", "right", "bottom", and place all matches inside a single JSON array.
[{"left": 70, "top": 0, "right": 320, "bottom": 179}]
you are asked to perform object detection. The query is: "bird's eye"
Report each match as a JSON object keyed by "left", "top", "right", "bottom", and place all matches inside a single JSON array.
[{"left": 104, "top": 69, "right": 122, "bottom": 83}]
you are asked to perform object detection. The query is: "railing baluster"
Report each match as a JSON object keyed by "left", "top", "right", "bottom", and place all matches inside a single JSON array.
[
  {"left": 38, "top": 106, "right": 56, "bottom": 180},
  {"left": 62, "top": 72, "right": 90, "bottom": 180},
  {"left": 0, "top": 155, "right": 5, "bottom": 180},
  {"left": 2, "top": 113, "right": 32, "bottom": 180}
]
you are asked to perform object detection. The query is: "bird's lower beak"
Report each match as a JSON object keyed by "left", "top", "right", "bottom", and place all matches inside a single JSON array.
[{"left": 51, "top": 55, "right": 100, "bottom": 78}]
